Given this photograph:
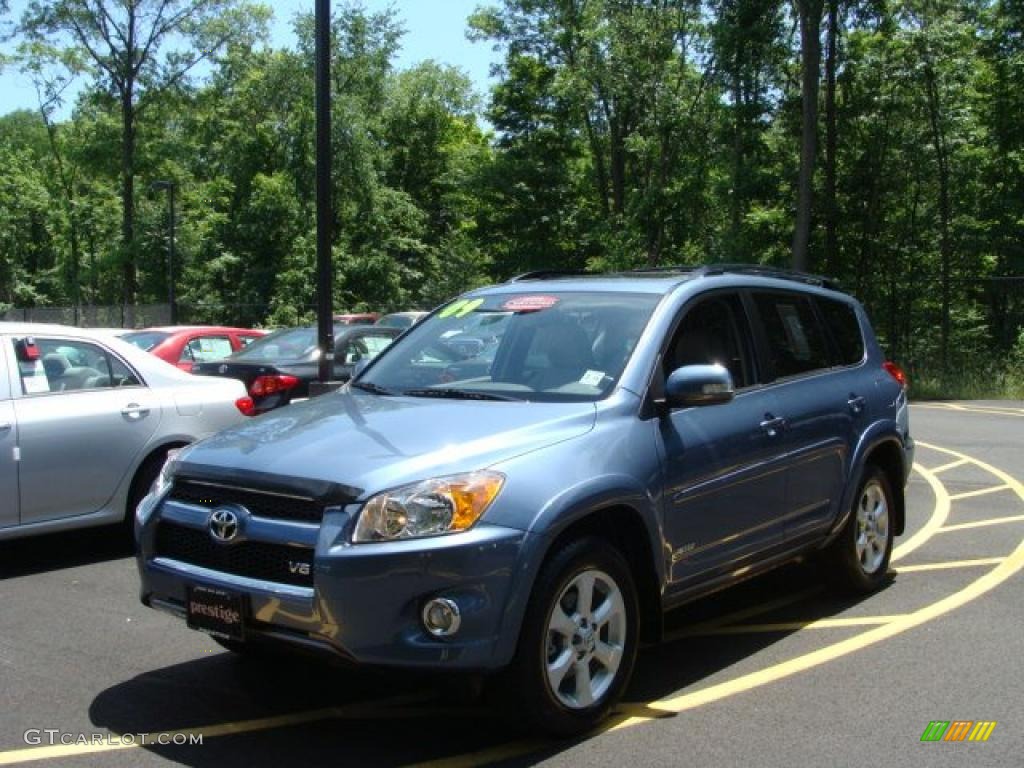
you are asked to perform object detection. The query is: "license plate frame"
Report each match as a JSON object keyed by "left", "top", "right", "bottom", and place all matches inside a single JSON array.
[{"left": 186, "top": 585, "right": 247, "bottom": 641}]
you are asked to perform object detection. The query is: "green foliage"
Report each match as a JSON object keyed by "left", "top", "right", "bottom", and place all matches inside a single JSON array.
[{"left": 0, "top": 0, "right": 1020, "bottom": 401}]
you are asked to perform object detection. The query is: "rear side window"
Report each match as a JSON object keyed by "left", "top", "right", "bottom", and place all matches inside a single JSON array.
[
  {"left": 753, "top": 293, "right": 831, "bottom": 379},
  {"left": 817, "top": 298, "right": 865, "bottom": 366}
]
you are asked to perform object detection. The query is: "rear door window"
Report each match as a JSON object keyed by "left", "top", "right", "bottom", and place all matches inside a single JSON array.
[
  {"left": 17, "top": 338, "right": 141, "bottom": 394},
  {"left": 181, "top": 336, "right": 235, "bottom": 364},
  {"left": 752, "top": 293, "right": 832, "bottom": 379}
]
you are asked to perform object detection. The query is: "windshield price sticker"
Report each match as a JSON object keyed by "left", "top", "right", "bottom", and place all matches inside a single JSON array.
[{"left": 501, "top": 295, "right": 560, "bottom": 313}]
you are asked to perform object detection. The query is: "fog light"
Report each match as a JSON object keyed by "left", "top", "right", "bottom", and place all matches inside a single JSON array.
[{"left": 422, "top": 598, "right": 461, "bottom": 637}]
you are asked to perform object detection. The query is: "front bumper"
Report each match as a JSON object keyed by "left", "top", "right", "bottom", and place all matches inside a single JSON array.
[{"left": 137, "top": 496, "right": 530, "bottom": 670}]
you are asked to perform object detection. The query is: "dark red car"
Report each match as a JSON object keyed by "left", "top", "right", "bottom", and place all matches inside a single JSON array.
[
  {"left": 122, "top": 326, "right": 266, "bottom": 372},
  {"left": 333, "top": 312, "right": 380, "bottom": 325}
]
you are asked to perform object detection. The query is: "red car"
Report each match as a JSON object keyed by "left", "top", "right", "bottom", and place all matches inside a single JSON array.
[{"left": 122, "top": 326, "right": 266, "bottom": 372}]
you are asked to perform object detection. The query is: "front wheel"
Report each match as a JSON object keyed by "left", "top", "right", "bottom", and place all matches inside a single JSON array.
[
  {"left": 824, "top": 465, "right": 894, "bottom": 594},
  {"left": 509, "top": 537, "right": 639, "bottom": 737}
]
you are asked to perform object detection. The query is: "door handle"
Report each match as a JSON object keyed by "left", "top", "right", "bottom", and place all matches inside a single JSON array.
[
  {"left": 760, "top": 415, "right": 787, "bottom": 437},
  {"left": 848, "top": 395, "right": 866, "bottom": 415},
  {"left": 0, "top": 422, "right": 11, "bottom": 434},
  {"left": 121, "top": 404, "right": 151, "bottom": 420}
]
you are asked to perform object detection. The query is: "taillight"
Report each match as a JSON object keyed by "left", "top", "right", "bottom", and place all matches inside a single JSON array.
[
  {"left": 249, "top": 374, "right": 301, "bottom": 397},
  {"left": 883, "top": 361, "right": 908, "bottom": 389},
  {"left": 235, "top": 397, "right": 257, "bottom": 416}
]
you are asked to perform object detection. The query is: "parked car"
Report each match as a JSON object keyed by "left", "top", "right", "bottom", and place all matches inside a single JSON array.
[
  {"left": 0, "top": 322, "right": 251, "bottom": 541},
  {"left": 376, "top": 311, "right": 428, "bottom": 329},
  {"left": 190, "top": 324, "right": 400, "bottom": 413},
  {"left": 333, "top": 313, "right": 380, "bottom": 326},
  {"left": 136, "top": 266, "right": 913, "bottom": 736},
  {"left": 123, "top": 326, "right": 266, "bottom": 373}
]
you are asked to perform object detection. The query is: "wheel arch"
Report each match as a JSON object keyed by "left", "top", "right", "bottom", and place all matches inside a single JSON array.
[{"left": 829, "top": 430, "right": 908, "bottom": 543}]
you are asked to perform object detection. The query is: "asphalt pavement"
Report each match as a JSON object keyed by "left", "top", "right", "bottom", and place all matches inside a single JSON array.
[{"left": 0, "top": 400, "right": 1021, "bottom": 767}]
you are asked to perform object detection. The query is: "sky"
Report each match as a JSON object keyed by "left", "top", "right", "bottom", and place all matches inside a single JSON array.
[{"left": 0, "top": 0, "right": 501, "bottom": 119}]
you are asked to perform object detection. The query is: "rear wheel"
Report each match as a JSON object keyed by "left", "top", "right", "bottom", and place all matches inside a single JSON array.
[
  {"left": 509, "top": 536, "right": 638, "bottom": 737},
  {"left": 824, "top": 465, "right": 894, "bottom": 594}
]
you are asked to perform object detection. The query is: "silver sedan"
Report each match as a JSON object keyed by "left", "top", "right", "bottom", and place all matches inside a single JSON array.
[{"left": 0, "top": 322, "right": 250, "bottom": 540}]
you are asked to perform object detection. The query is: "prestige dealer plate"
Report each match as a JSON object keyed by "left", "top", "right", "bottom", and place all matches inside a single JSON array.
[{"left": 186, "top": 585, "right": 246, "bottom": 641}]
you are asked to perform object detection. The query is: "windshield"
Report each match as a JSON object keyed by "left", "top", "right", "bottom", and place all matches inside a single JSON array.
[
  {"left": 122, "top": 331, "right": 170, "bottom": 352},
  {"left": 231, "top": 326, "right": 320, "bottom": 362},
  {"left": 358, "top": 292, "right": 661, "bottom": 402}
]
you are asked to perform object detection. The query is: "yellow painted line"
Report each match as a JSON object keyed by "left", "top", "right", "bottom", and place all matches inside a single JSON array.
[
  {"left": 939, "top": 514, "right": 1024, "bottom": 533},
  {"left": 409, "top": 443, "right": 1024, "bottom": 767},
  {"left": 637, "top": 444, "right": 1024, "bottom": 717},
  {"left": 685, "top": 615, "right": 903, "bottom": 636},
  {"left": 0, "top": 694, "right": 434, "bottom": 766},
  {"left": 894, "top": 557, "right": 1005, "bottom": 573},
  {"left": 948, "top": 484, "right": 1012, "bottom": 501},
  {"left": 929, "top": 458, "right": 969, "bottom": 474},
  {"left": 662, "top": 587, "right": 821, "bottom": 642},
  {"left": 912, "top": 403, "right": 1024, "bottom": 417},
  {"left": 890, "top": 462, "right": 951, "bottom": 563}
]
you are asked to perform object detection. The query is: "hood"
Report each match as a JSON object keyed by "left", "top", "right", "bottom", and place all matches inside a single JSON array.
[{"left": 176, "top": 389, "right": 596, "bottom": 500}]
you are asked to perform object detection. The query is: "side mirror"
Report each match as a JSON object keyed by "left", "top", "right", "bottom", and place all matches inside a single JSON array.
[
  {"left": 352, "top": 358, "right": 370, "bottom": 377},
  {"left": 665, "top": 364, "right": 735, "bottom": 408}
]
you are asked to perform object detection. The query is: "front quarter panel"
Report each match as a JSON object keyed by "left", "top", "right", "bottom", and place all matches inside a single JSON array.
[{"left": 483, "top": 391, "right": 665, "bottom": 665}]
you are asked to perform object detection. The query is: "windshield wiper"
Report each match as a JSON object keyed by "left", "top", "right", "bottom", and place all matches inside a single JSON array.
[
  {"left": 401, "top": 387, "right": 520, "bottom": 402},
  {"left": 351, "top": 380, "right": 396, "bottom": 396}
]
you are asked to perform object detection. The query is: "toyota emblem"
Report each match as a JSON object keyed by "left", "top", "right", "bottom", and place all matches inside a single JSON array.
[{"left": 208, "top": 508, "right": 240, "bottom": 542}]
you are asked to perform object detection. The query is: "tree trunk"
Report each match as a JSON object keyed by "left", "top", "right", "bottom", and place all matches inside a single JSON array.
[
  {"left": 924, "top": 65, "right": 952, "bottom": 374},
  {"left": 120, "top": 84, "right": 137, "bottom": 310},
  {"left": 731, "top": 46, "right": 744, "bottom": 256},
  {"left": 792, "top": 0, "right": 824, "bottom": 272},
  {"left": 823, "top": 0, "right": 839, "bottom": 274}
]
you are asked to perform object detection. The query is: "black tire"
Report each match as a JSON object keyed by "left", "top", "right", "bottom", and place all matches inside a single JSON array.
[
  {"left": 124, "top": 447, "right": 176, "bottom": 538},
  {"left": 509, "top": 536, "right": 639, "bottom": 738},
  {"left": 823, "top": 464, "right": 895, "bottom": 594}
]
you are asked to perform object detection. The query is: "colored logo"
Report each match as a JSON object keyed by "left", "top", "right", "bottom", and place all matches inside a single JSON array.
[{"left": 920, "top": 721, "right": 997, "bottom": 742}]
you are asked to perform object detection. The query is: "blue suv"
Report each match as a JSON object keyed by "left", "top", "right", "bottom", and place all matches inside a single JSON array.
[{"left": 136, "top": 266, "right": 913, "bottom": 735}]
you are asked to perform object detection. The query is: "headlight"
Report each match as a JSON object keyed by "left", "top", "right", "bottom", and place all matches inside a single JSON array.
[
  {"left": 150, "top": 448, "right": 182, "bottom": 499},
  {"left": 352, "top": 471, "right": 504, "bottom": 543}
]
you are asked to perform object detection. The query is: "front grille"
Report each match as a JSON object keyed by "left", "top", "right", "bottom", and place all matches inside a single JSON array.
[
  {"left": 154, "top": 522, "right": 314, "bottom": 588},
  {"left": 169, "top": 479, "right": 324, "bottom": 524}
]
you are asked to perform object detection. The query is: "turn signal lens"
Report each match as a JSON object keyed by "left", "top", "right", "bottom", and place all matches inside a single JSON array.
[{"left": 353, "top": 471, "right": 505, "bottom": 543}]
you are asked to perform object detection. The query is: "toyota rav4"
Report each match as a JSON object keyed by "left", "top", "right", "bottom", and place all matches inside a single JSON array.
[{"left": 136, "top": 266, "right": 913, "bottom": 736}]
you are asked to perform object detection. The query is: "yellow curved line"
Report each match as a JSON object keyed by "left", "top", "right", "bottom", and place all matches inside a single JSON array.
[
  {"left": 890, "top": 462, "right": 950, "bottom": 563},
  {"left": 626, "top": 445, "right": 1024, "bottom": 720}
]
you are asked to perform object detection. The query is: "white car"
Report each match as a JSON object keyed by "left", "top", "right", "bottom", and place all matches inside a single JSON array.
[{"left": 0, "top": 322, "right": 251, "bottom": 540}]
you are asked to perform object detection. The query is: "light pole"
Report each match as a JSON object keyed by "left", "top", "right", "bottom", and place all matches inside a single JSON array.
[
  {"left": 150, "top": 180, "right": 177, "bottom": 325},
  {"left": 314, "top": 0, "right": 334, "bottom": 385}
]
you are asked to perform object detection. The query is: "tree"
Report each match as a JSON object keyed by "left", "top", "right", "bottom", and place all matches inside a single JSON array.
[
  {"left": 791, "top": 0, "right": 825, "bottom": 272},
  {"left": 18, "top": 0, "right": 269, "bottom": 308}
]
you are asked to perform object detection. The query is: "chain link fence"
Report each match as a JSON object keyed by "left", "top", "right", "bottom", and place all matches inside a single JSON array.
[{"left": 1, "top": 304, "right": 172, "bottom": 329}]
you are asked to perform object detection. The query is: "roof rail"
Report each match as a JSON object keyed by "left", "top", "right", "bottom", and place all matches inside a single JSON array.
[
  {"left": 505, "top": 270, "right": 587, "bottom": 283},
  {"left": 698, "top": 264, "right": 842, "bottom": 290},
  {"left": 624, "top": 263, "right": 842, "bottom": 290}
]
